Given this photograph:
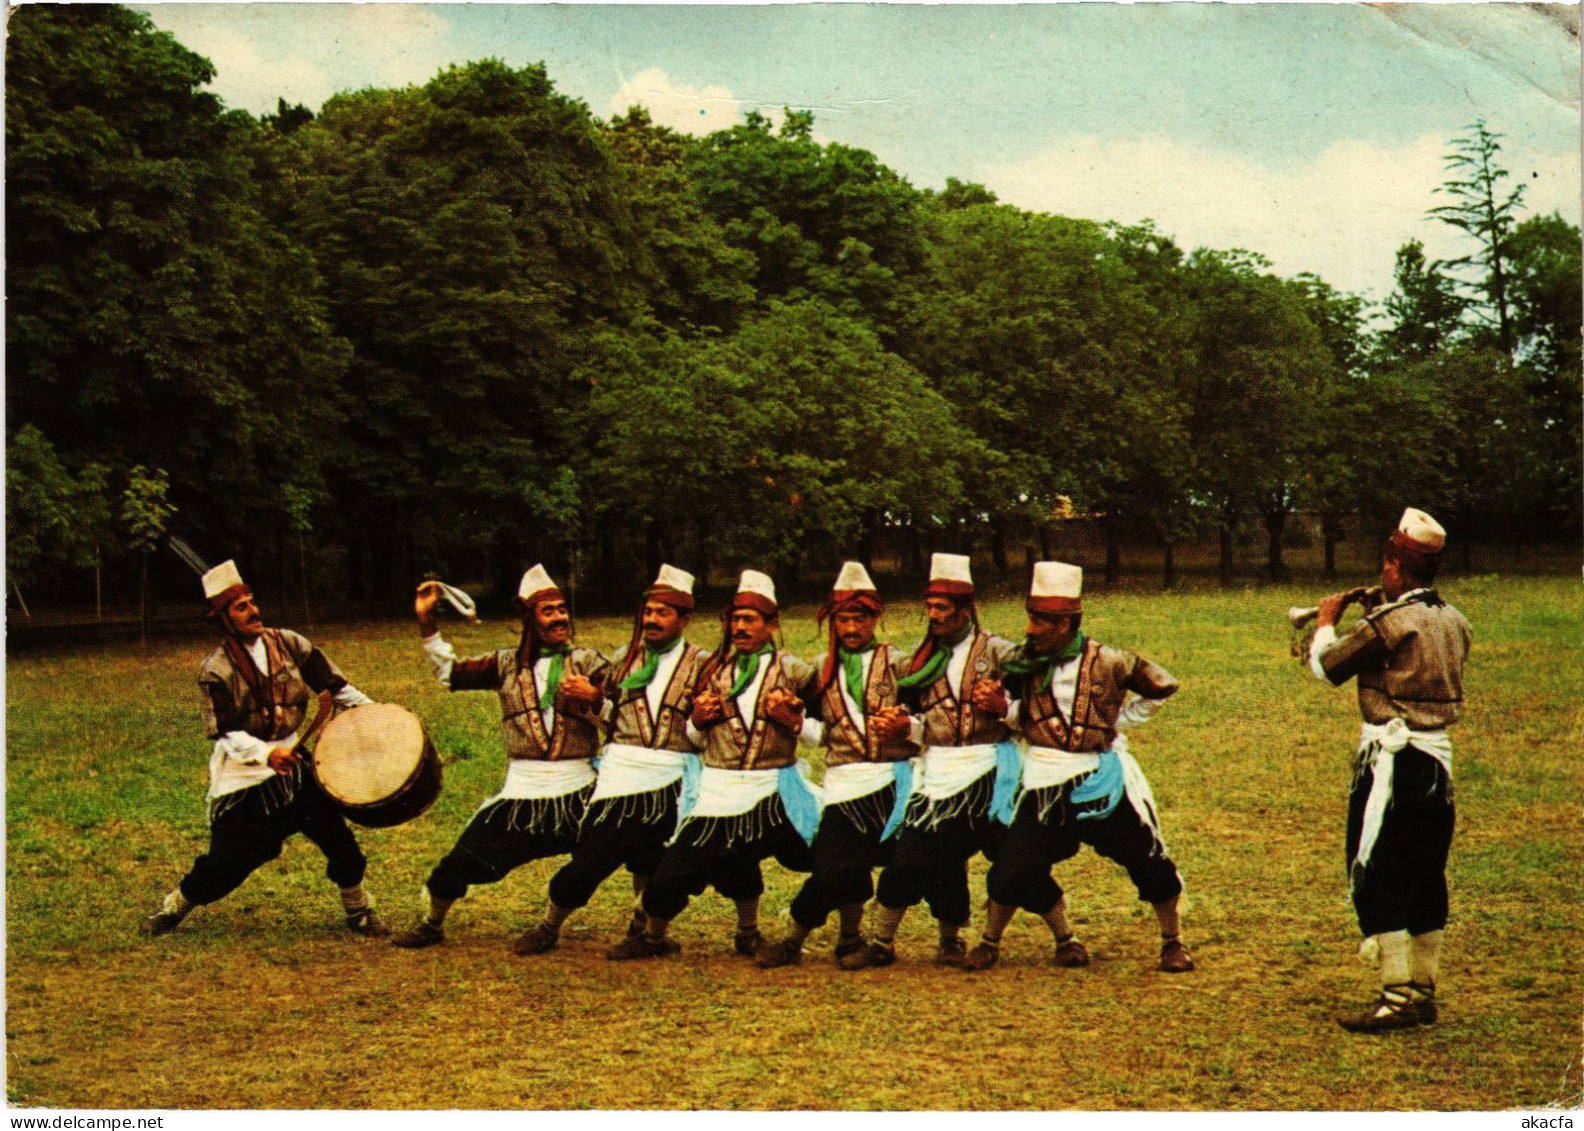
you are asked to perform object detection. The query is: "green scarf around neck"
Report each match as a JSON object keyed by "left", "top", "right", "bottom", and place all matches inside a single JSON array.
[
  {"left": 1003, "top": 632, "right": 1087, "bottom": 687},
  {"left": 838, "top": 640, "right": 879, "bottom": 704},
  {"left": 728, "top": 643, "right": 774, "bottom": 699},
  {"left": 537, "top": 644, "right": 571, "bottom": 711},
  {"left": 618, "top": 633, "right": 684, "bottom": 692},
  {"left": 896, "top": 621, "right": 973, "bottom": 691}
]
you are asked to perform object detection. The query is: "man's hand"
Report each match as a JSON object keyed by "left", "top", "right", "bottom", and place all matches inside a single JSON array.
[
  {"left": 416, "top": 581, "right": 442, "bottom": 637},
  {"left": 763, "top": 688, "right": 805, "bottom": 732},
  {"left": 969, "top": 678, "right": 1008, "bottom": 717},
  {"left": 267, "top": 748, "right": 301, "bottom": 776},
  {"left": 1316, "top": 587, "right": 1367, "bottom": 629},
  {"left": 690, "top": 690, "right": 726, "bottom": 728},
  {"left": 557, "top": 673, "right": 601, "bottom": 713},
  {"left": 870, "top": 706, "right": 913, "bottom": 744}
]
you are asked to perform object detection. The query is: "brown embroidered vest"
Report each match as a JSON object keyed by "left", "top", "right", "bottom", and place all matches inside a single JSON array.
[
  {"left": 1018, "top": 641, "right": 1178, "bottom": 753},
  {"left": 199, "top": 629, "right": 344, "bottom": 742},
  {"left": 820, "top": 643, "right": 918, "bottom": 767},
  {"left": 607, "top": 640, "right": 707, "bottom": 752},
  {"left": 700, "top": 652, "right": 818, "bottom": 771},
  {"left": 912, "top": 631, "right": 1017, "bottom": 748},
  {"left": 1321, "top": 592, "right": 1471, "bottom": 729},
  {"left": 453, "top": 646, "right": 609, "bottom": 761}
]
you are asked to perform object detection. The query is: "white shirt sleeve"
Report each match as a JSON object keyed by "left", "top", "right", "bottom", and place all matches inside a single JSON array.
[
  {"left": 1308, "top": 625, "right": 1338, "bottom": 682},
  {"left": 1001, "top": 699, "right": 1021, "bottom": 728},
  {"left": 215, "top": 730, "right": 276, "bottom": 766},
  {"left": 422, "top": 632, "right": 456, "bottom": 689},
  {"left": 907, "top": 715, "right": 925, "bottom": 746},
  {"left": 1115, "top": 693, "right": 1165, "bottom": 731},
  {"left": 800, "top": 717, "right": 826, "bottom": 747},
  {"left": 685, "top": 719, "right": 705, "bottom": 748},
  {"left": 333, "top": 684, "right": 374, "bottom": 709}
]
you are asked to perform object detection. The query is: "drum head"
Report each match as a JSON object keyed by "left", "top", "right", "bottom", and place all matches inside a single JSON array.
[{"left": 315, "top": 703, "right": 427, "bottom": 807}]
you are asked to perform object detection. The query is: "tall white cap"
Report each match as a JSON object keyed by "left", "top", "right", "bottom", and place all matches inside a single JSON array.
[
  {"left": 1393, "top": 508, "right": 1447, "bottom": 554},
  {"left": 202, "top": 560, "right": 246, "bottom": 601},
  {"left": 652, "top": 563, "right": 696, "bottom": 596},
  {"left": 926, "top": 552, "right": 974, "bottom": 597},
  {"left": 517, "top": 563, "right": 562, "bottom": 604},
  {"left": 832, "top": 561, "right": 877, "bottom": 596},
  {"left": 1028, "top": 561, "right": 1083, "bottom": 613},
  {"left": 733, "top": 569, "right": 778, "bottom": 615}
]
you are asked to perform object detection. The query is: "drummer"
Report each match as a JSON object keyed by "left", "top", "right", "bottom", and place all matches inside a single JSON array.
[
  {"left": 392, "top": 565, "right": 610, "bottom": 950},
  {"left": 141, "top": 561, "right": 390, "bottom": 938},
  {"left": 515, "top": 565, "right": 710, "bottom": 956}
]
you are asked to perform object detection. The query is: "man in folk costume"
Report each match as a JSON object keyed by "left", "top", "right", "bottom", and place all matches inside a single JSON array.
[
  {"left": 142, "top": 561, "right": 389, "bottom": 938},
  {"left": 609, "top": 569, "right": 822, "bottom": 960},
  {"left": 1309, "top": 508, "right": 1470, "bottom": 1032},
  {"left": 841, "top": 552, "right": 1021, "bottom": 970},
  {"left": 514, "top": 565, "right": 709, "bottom": 955},
  {"left": 756, "top": 562, "right": 922, "bottom": 968},
  {"left": 962, "top": 562, "right": 1194, "bottom": 974},
  {"left": 392, "top": 564, "right": 609, "bottom": 950}
]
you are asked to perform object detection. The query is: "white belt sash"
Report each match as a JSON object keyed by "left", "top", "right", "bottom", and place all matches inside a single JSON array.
[
  {"left": 1021, "top": 745, "right": 1100, "bottom": 791},
  {"left": 590, "top": 743, "right": 688, "bottom": 802},
  {"left": 919, "top": 743, "right": 1000, "bottom": 800},
  {"left": 493, "top": 757, "right": 596, "bottom": 802},
  {"left": 1352, "top": 719, "right": 1452, "bottom": 883},
  {"left": 823, "top": 761, "right": 901, "bottom": 807}
]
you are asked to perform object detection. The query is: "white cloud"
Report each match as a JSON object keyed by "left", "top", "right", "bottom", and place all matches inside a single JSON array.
[
  {"left": 607, "top": 67, "right": 741, "bottom": 136},
  {"left": 979, "top": 132, "right": 1581, "bottom": 303}
]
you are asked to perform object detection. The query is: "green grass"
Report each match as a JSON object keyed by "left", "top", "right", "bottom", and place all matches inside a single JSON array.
[{"left": 6, "top": 577, "right": 1582, "bottom": 1109}]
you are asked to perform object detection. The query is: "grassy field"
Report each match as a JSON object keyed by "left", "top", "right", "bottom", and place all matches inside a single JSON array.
[{"left": 6, "top": 577, "right": 1581, "bottom": 1110}]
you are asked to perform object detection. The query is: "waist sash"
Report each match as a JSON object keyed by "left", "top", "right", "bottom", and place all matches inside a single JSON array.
[
  {"left": 591, "top": 743, "right": 688, "bottom": 803},
  {"left": 1351, "top": 719, "right": 1452, "bottom": 888}
]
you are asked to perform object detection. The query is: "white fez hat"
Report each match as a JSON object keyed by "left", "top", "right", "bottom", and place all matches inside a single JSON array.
[
  {"left": 1392, "top": 508, "right": 1447, "bottom": 555},
  {"left": 202, "top": 560, "right": 246, "bottom": 601},
  {"left": 734, "top": 569, "right": 778, "bottom": 615},
  {"left": 926, "top": 552, "right": 974, "bottom": 597},
  {"left": 833, "top": 560, "right": 877, "bottom": 596},
  {"left": 1028, "top": 561, "right": 1083, "bottom": 614},
  {"left": 653, "top": 563, "right": 696, "bottom": 596},
  {"left": 517, "top": 563, "right": 562, "bottom": 604}
]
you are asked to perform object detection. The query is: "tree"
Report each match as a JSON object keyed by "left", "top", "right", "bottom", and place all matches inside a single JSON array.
[
  {"left": 121, "top": 465, "right": 177, "bottom": 644},
  {"left": 5, "top": 426, "right": 113, "bottom": 605},
  {"left": 1379, "top": 240, "right": 1467, "bottom": 363},
  {"left": 1428, "top": 119, "right": 1525, "bottom": 360}
]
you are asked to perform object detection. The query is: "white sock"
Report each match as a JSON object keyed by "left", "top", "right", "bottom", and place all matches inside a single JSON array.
[
  {"left": 160, "top": 889, "right": 195, "bottom": 919},
  {"left": 1409, "top": 930, "right": 1442, "bottom": 989},
  {"left": 1376, "top": 929, "right": 1411, "bottom": 988}
]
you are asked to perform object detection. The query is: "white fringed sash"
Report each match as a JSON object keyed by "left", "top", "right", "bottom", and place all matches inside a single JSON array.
[
  {"left": 919, "top": 743, "right": 1000, "bottom": 801},
  {"left": 1021, "top": 745, "right": 1099, "bottom": 791},
  {"left": 823, "top": 761, "right": 901, "bottom": 807},
  {"left": 689, "top": 765, "right": 785, "bottom": 818},
  {"left": 493, "top": 757, "right": 596, "bottom": 802},
  {"left": 1352, "top": 719, "right": 1452, "bottom": 882},
  {"left": 591, "top": 743, "right": 688, "bottom": 803}
]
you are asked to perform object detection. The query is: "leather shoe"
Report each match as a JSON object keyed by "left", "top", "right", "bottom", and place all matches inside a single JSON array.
[
  {"left": 513, "top": 922, "right": 560, "bottom": 955},
  {"left": 935, "top": 937, "right": 968, "bottom": 967},
  {"left": 755, "top": 937, "right": 804, "bottom": 968},
  {"left": 1054, "top": 938, "right": 1092, "bottom": 967},
  {"left": 1338, "top": 986, "right": 1423, "bottom": 1032},
  {"left": 141, "top": 912, "right": 182, "bottom": 938},
  {"left": 733, "top": 928, "right": 766, "bottom": 957},
  {"left": 837, "top": 940, "right": 897, "bottom": 970},
  {"left": 961, "top": 942, "right": 1000, "bottom": 972},
  {"left": 346, "top": 908, "right": 390, "bottom": 938},
  {"left": 391, "top": 921, "right": 445, "bottom": 949},
  {"left": 1159, "top": 938, "right": 1195, "bottom": 973},
  {"left": 606, "top": 934, "right": 680, "bottom": 961}
]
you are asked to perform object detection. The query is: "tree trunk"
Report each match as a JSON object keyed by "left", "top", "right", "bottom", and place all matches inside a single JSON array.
[
  {"left": 1321, "top": 513, "right": 1340, "bottom": 581},
  {"left": 1162, "top": 540, "right": 1177, "bottom": 589},
  {"left": 1104, "top": 519, "right": 1121, "bottom": 586},
  {"left": 139, "top": 553, "right": 150, "bottom": 647},
  {"left": 298, "top": 533, "right": 313, "bottom": 628},
  {"left": 644, "top": 522, "right": 661, "bottom": 588},
  {"left": 95, "top": 553, "right": 103, "bottom": 621},
  {"left": 1038, "top": 522, "right": 1053, "bottom": 562},
  {"left": 990, "top": 519, "right": 1010, "bottom": 580},
  {"left": 1218, "top": 525, "right": 1234, "bottom": 587},
  {"left": 1263, "top": 508, "right": 1291, "bottom": 582}
]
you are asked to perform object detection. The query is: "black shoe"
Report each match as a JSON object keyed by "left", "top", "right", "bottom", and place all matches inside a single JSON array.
[
  {"left": 141, "top": 912, "right": 183, "bottom": 938},
  {"left": 513, "top": 922, "right": 560, "bottom": 955},
  {"left": 962, "top": 941, "right": 1000, "bottom": 972},
  {"left": 755, "top": 937, "right": 804, "bottom": 968},
  {"left": 733, "top": 928, "right": 766, "bottom": 957},
  {"left": 935, "top": 937, "right": 968, "bottom": 967},
  {"left": 1338, "top": 985, "right": 1423, "bottom": 1033},
  {"left": 1054, "top": 936, "right": 1092, "bottom": 968},
  {"left": 1158, "top": 938, "right": 1195, "bottom": 973},
  {"left": 833, "top": 935, "right": 868, "bottom": 961},
  {"left": 838, "top": 939, "right": 897, "bottom": 970},
  {"left": 391, "top": 921, "right": 445, "bottom": 949},
  {"left": 346, "top": 908, "right": 390, "bottom": 938},
  {"left": 606, "top": 934, "right": 680, "bottom": 961},
  {"left": 1410, "top": 981, "right": 1438, "bottom": 1024}
]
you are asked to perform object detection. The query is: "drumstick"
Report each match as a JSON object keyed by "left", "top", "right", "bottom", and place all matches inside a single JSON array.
[{"left": 291, "top": 690, "right": 337, "bottom": 759}]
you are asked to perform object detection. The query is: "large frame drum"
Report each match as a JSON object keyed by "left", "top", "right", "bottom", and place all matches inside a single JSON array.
[{"left": 313, "top": 703, "right": 442, "bottom": 827}]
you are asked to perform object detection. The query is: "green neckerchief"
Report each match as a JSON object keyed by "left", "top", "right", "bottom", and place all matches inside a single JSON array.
[
  {"left": 839, "top": 640, "right": 879, "bottom": 705},
  {"left": 728, "top": 644, "right": 774, "bottom": 699},
  {"left": 536, "top": 644, "right": 571, "bottom": 710},
  {"left": 1003, "top": 633, "right": 1087, "bottom": 688},
  {"left": 618, "top": 633, "right": 685, "bottom": 692},
  {"left": 895, "top": 622, "right": 974, "bottom": 691}
]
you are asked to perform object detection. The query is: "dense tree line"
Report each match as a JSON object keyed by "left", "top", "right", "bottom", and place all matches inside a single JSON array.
[{"left": 8, "top": 7, "right": 1580, "bottom": 612}]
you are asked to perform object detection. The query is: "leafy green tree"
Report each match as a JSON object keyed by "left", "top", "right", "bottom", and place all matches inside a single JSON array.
[
  {"left": 7, "top": 4, "right": 348, "bottom": 578},
  {"left": 1429, "top": 119, "right": 1525, "bottom": 359},
  {"left": 5, "top": 426, "right": 113, "bottom": 599},
  {"left": 121, "top": 465, "right": 177, "bottom": 643},
  {"left": 1379, "top": 240, "right": 1467, "bottom": 363}
]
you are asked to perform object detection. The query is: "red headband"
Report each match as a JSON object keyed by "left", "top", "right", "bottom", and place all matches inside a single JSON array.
[
  {"left": 731, "top": 592, "right": 778, "bottom": 618},
  {"left": 205, "top": 584, "right": 252, "bottom": 619},
  {"left": 1027, "top": 595, "right": 1081, "bottom": 615},
  {"left": 925, "top": 579, "right": 974, "bottom": 598},
  {"left": 646, "top": 585, "right": 695, "bottom": 613}
]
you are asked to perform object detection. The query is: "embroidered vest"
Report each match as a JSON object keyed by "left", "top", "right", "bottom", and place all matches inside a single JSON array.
[
  {"left": 607, "top": 641, "right": 707, "bottom": 752},
  {"left": 1019, "top": 641, "right": 1178, "bottom": 752},
  {"left": 700, "top": 652, "right": 817, "bottom": 771},
  {"left": 494, "top": 646, "right": 607, "bottom": 762},
  {"left": 912, "top": 631, "right": 1016, "bottom": 748},
  {"left": 200, "top": 629, "right": 336, "bottom": 742},
  {"left": 820, "top": 643, "right": 916, "bottom": 767},
  {"left": 1325, "top": 593, "right": 1471, "bottom": 729}
]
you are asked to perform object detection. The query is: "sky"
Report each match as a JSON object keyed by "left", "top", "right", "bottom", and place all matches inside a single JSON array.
[{"left": 136, "top": 2, "right": 1581, "bottom": 307}]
